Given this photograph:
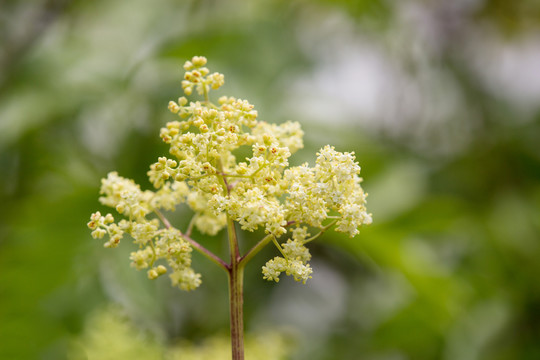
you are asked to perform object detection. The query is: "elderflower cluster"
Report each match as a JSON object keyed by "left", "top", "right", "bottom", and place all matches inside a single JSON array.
[
  {"left": 284, "top": 145, "right": 372, "bottom": 236},
  {"left": 88, "top": 56, "right": 371, "bottom": 288},
  {"left": 88, "top": 172, "right": 199, "bottom": 290},
  {"left": 262, "top": 227, "right": 313, "bottom": 283}
]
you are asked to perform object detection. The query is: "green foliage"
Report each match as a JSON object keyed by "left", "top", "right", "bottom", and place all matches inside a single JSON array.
[{"left": 2, "top": 0, "right": 540, "bottom": 359}]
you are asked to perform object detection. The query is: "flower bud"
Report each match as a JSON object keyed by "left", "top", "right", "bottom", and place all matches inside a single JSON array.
[
  {"left": 183, "top": 61, "right": 193, "bottom": 71},
  {"left": 191, "top": 56, "right": 207, "bottom": 67},
  {"left": 91, "top": 228, "right": 106, "bottom": 239},
  {"left": 104, "top": 213, "right": 114, "bottom": 224},
  {"left": 91, "top": 212, "right": 102, "bottom": 221},
  {"left": 168, "top": 101, "right": 180, "bottom": 114},
  {"left": 115, "top": 203, "right": 125, "bottom": 213},
  {"left": 148, "top": 269, "right": 159, "bottom": 280}
]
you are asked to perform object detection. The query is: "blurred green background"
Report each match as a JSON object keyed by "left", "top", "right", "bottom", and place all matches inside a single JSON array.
[{"left": 2, "top": 0, "right": 540, "bottom": 359}]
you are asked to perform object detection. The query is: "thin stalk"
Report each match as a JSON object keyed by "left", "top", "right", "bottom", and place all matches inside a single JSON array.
[
  {"left": 227, "top": 215, "right": 241, "bottom": 262},
  {"left": 304, "top": 219, "right": 338, "bottom": 244},
  {"left": 240, "top": 234, "right": 273, "bottom": 266},
  {"left": 155, "top": 209, "right": 228, "bottom": 271},
  {"left": 185, "top": 214, "right": 197, "bottom": 237},
  {"left": 182, "top": 232, "right": 229, "bottom": 271},
  {"left": 154, "top": 209, "right": 172, "bottom": 229},
  {"left": 228, "top": 262, "right": 244, "bottom": 360},
  {"left": 227, "top": 215, "right": 244, "bottom": 360},
  {"left": 272, "top": 236, "right": 287, "bottom": 258}
]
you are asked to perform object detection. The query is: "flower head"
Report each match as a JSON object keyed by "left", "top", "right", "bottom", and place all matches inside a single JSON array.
[{"left": 88, "top": 56, "right": 371, "bottom": 289}]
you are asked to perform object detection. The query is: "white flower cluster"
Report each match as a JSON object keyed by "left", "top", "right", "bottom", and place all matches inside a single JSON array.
[
  {"left": 89, "top": 171, "right": 200, "bottom": 290},
  {"left": 262, "top": 227, "right": 313, "bottom": 283},
  {"left": 284, "top": 145, "right": 372, "bottom": 237},
  {"left": 89, "top": 56, "right": 371, "bottom": 288},
  {"left": 181, "top": 56, "right": 224, "bottom": 96},
  {"left": 87, "top": 211, "right": 124, "bottom": 248}
]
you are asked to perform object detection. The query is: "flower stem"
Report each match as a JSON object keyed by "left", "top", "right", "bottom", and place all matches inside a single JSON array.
[
  {"left": 304, "top": 219, "right": 338, "bottom": 244},
  {"left": 155, "top": 209, "right": 228, "bottom": 271},
  {"left": 240, "top": 233, "right": 273, "bottom": 266},
  {"left": 227, "top": 215, "right": 244, "bottom": 360},
  {"left": 182, "top": 232, "right": 229, "bottom": 271},
  {"left": 228, "top": 261, "right": 244, "bottom": 360}
]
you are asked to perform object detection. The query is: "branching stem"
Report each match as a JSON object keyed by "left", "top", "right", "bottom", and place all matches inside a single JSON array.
[
  {"left": 240, "top": 234, "right": 274, "bottom": 266},
  {"left": 304, "top": 219, "right": 338, "bottom": 244},
  {"left": 182, "top": 232, "right": 229, "bottom": 271},
  {"left": 155, "top": 209, "right": 228, "bottom": 271},
  {"left": 186, "top": 214, "right": 197, "bottom": 237}
]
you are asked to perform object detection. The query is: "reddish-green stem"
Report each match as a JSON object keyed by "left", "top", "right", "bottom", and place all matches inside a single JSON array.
[
  {"left": 228, "top": 262, "right": 244, "bottom": 360},
  {"left": 227, "top": 215, "right": 244, "bottom": 360},
  {"left": 155, "top": 209, "right": 228, "bottom": 270}
]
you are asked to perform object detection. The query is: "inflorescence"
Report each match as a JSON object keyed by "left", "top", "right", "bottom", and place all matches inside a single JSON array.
[{"left": 88, "top": 56, "right": 371, "bottom": 290}]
